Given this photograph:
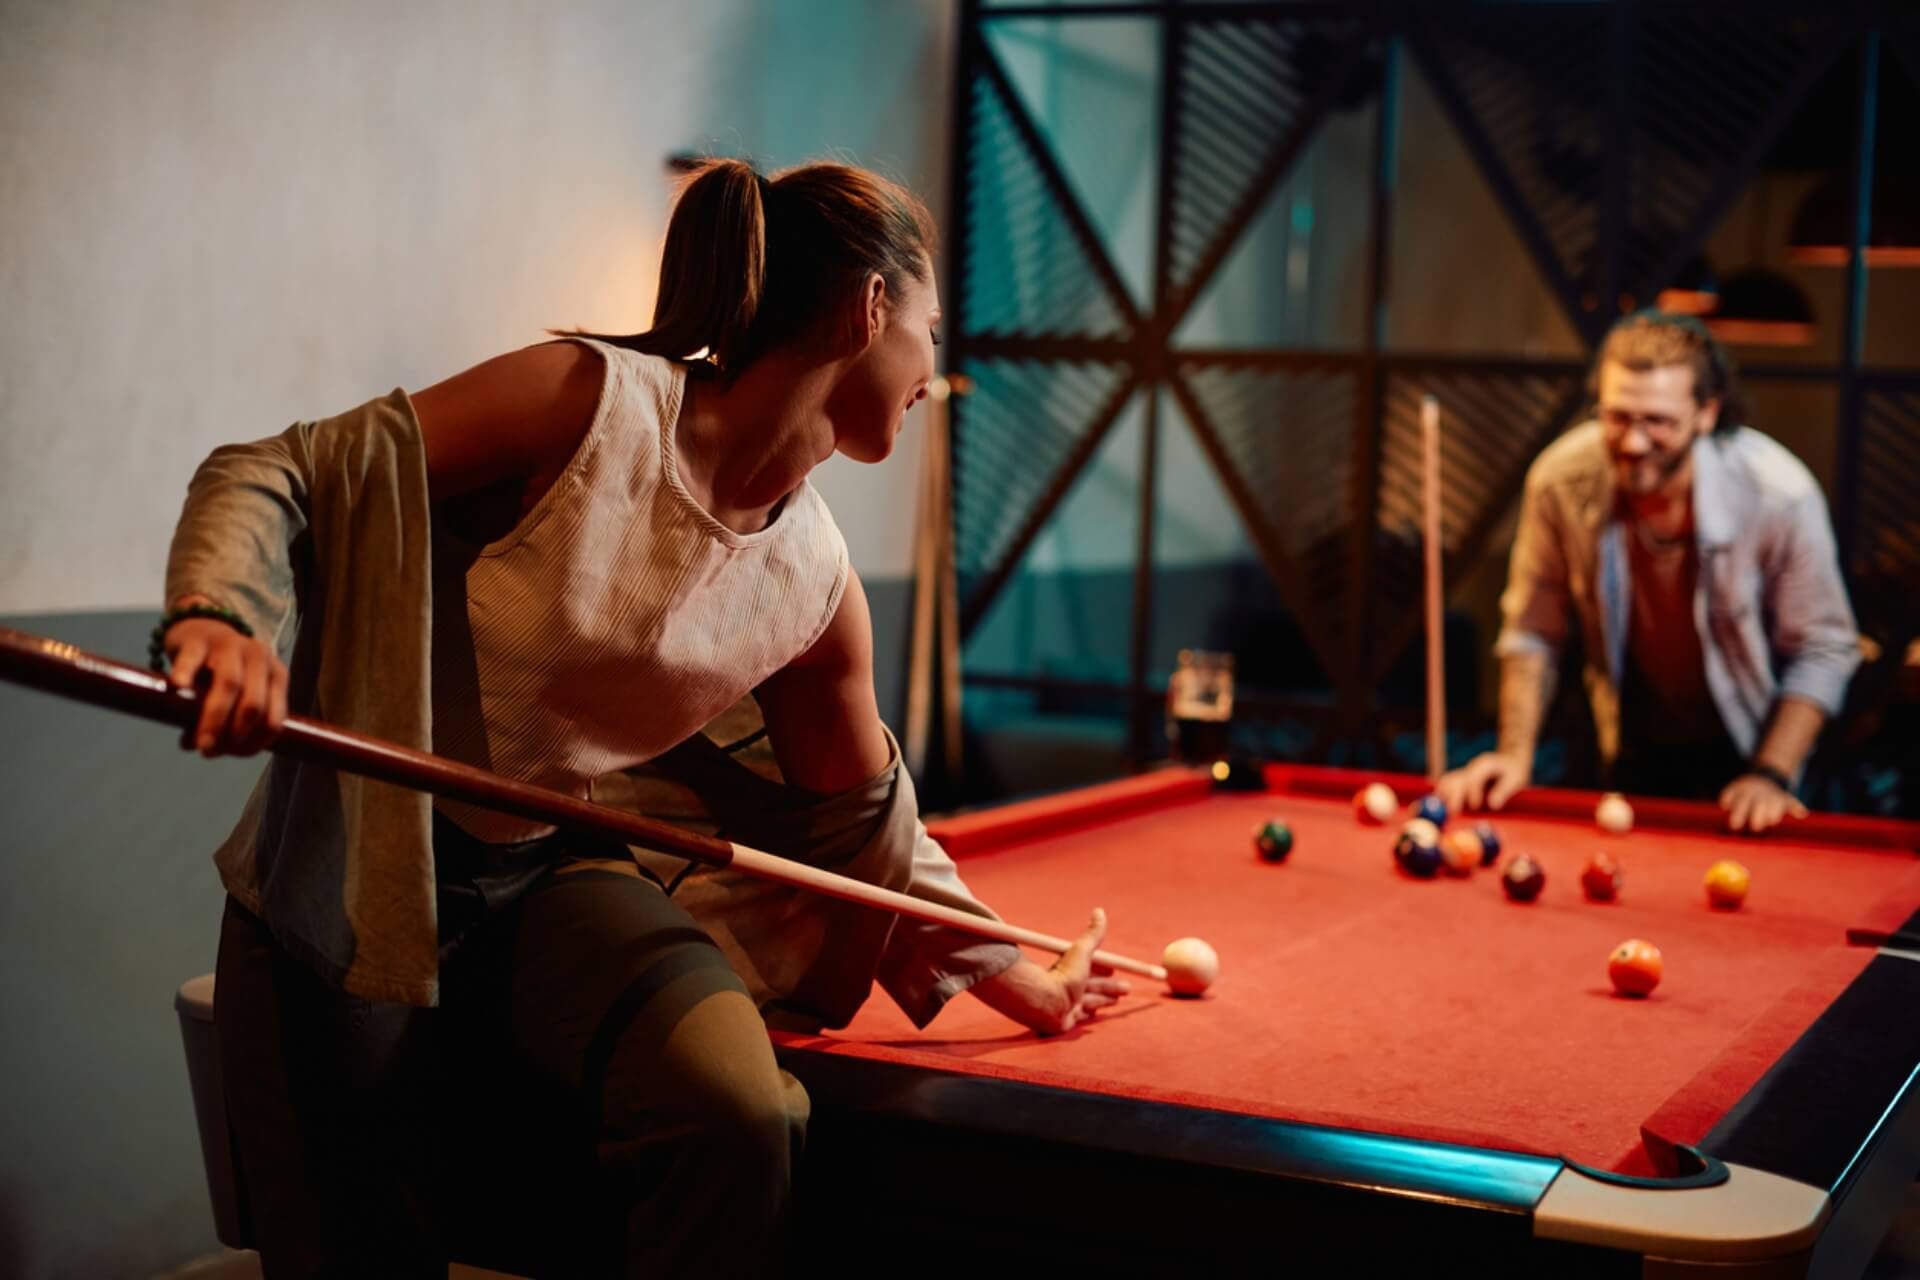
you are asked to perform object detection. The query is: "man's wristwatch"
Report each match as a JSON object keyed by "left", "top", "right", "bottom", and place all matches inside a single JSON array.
[{"left": 1745, "top": 762, "right": 1794, "bottom": 792}]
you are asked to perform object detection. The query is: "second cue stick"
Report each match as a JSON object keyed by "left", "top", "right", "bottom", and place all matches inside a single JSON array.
[
  {"left": 1421, "top": 394, "right": 1446, "bottom": 785},
  {"left": 0, "top": 624, "right": 1167, "bottom": 982}
]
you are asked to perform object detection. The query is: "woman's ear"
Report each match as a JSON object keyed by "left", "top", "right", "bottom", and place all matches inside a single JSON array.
[{"left": 860, "top": 272, "right": 887, "bottom": 346}]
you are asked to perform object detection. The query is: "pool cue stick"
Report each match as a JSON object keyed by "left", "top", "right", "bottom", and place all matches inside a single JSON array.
[
  {"left": 1421, "top": 394, "right": 1446, "bottom": 784},
  {"left": 0, "top": 624, "right": 1166, "bottom": 982},
  {"left": 902, "top": 382, "right": 943, "bottom": 777},
  {"left": 932, "top": 378, "right": 965, "bottom": 778}
]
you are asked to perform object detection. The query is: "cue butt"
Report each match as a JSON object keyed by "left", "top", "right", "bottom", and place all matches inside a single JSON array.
[
  {"left": 1421, "top": 394, "right": 1446, "bottom": 784},
  {"left": 0, "top": 623, "right": 1170, "bottom": 984}
]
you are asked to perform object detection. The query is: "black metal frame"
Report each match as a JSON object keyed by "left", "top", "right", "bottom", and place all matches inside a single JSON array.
[{"left": 944, "top": 0, "right": 1920, "bottom": 770}]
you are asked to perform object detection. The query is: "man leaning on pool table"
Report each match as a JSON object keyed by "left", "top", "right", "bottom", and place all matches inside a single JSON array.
[{"left": 1437, "top": 312, "right": 1861, "bottom": 835}]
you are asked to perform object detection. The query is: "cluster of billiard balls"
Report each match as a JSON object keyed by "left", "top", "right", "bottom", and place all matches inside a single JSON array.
[
  {"left": 1250, "top": 782, "right": 1757, "bottom": 999},
  {"left": 1354, "top": 785, "right": 1514, "bottom": 888}
]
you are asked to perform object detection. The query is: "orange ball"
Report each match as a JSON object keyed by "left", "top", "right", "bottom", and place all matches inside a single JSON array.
[
  {"left": 1439, "top": 829, "right": 1482, "bottom": 875},
  {"left": 1704, "top": 860, "right": 1750, "bottom": 910},
  {"left": 1608, "top": 939, "right": 1663, "bottom": 997}
]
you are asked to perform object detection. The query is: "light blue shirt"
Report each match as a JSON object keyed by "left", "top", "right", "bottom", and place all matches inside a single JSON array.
[{"left": 1497, "top": 423, "right": 1860, "bottom": 768}]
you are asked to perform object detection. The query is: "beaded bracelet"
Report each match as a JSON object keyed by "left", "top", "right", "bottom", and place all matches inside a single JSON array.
[
  {"left": 148, "top": 603, "right": 255, "bottom": 672},
  {"left": 1745, "top": 761, "right": 1794, "bottom": 793}
]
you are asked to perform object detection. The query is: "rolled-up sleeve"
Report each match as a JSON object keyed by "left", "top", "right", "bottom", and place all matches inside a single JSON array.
[
  {"left": 1765, "top": 490, "right": 1861, "bottom": 716},
  {"left": 873, "top": 815, "right": 1022, "bottom": 1029},
  {"left": 605, "top": 718, "right": 1019, "bottom": 1032},
  {"left": 1494, "top": 465, "right": 1572, "bottom": 662},
  {"left": 164, "top": 429, "right": 315, "bottom": 658}
]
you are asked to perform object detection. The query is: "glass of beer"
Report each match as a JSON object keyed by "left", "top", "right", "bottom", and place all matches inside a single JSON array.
[{"left": 1167, "top": 649, "right": 1234, "bottom": 763}]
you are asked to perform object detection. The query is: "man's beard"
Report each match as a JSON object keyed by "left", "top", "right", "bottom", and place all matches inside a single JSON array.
[{"left": 1613, "top": 444, "right": 1690, "bottom": 496}]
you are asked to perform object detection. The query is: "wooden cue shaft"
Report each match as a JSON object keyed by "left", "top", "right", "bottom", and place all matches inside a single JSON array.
[
  {"left": 932, "top": 390, "right": 964, "bottom": 777},
  {"left": 1421, "top": 394, "right": 1446, "bottom": 784},
  {"left": 902, "top": 385, "right": 941, "bottom": 777},
  {"left": 0, "top": 624, "right": 1167, "bottom": 981}
]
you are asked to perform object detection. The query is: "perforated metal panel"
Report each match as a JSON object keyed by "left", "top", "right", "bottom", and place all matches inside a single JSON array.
[
  {"left": 1165, "top": 17, "right": 1365, "bottom": 310},
  {"left": 1179, "top": 363, "right": 1358, "bottom": 664},
  {"left": 1627, "top": 10, "right": 1850, "bottom": 299},
  {"left": 961, "top": 71, "right": 1132, "bottom": 340},
  {"left": 952, "top": 358, "right": 1135, "bottom": 592},
  {"left": 1857, "top": 387, "right": 1920, "bottom": 587},
  {"left": 1413, "top": 7, "right": 1608, "bottom": 313},
  {"left": 945, "top": 1, "right": 1912, "bottom": 750}
]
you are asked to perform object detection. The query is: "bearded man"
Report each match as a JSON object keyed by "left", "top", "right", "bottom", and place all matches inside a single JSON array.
[{"left": 1436, "top": 312, "right": 1860, "bottom": 834}]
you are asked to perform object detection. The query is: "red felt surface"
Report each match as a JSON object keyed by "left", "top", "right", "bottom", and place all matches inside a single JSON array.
[{"left": 794, "top": 769, "right": 1920, "bottom": 1171}]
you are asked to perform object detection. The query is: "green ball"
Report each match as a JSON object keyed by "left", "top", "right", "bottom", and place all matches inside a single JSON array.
[{"left": 1254, "top": 819, "right": 1294, "bottom": 863}]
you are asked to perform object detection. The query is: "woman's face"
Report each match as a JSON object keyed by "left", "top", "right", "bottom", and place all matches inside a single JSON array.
[{"left": 830, "top": 262, "right": 940, "bottom": 463}]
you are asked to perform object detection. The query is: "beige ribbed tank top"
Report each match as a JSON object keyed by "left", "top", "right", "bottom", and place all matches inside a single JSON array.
[{"left": 430, "top": 338, "right": 850, "bottom": 842}]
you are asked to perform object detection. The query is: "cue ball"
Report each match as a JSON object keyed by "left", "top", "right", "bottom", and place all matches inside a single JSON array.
[
  {"left": 1162, "top": 937, "right": 1219, "bottom": 997},
  {"left": 1501, "top": 854, "right": 1546, "bottom": 902},
  {"left": 1595, "top": 792, "right": 1634, "bottom": 835},
  {"left": 1608, "top": 939, "right": 1663, "bottom": 997},
  {"left": 1704, "top": 860, "right": 1750, "bottom": 910},
  {"left": 1355, "top": 783, "right": 1398, "bottom": 825}
]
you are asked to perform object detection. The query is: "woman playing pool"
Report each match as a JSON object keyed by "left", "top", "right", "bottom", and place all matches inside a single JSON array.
[{"left": 158, "top": 158, "right": 1124, "bottom": 1277}]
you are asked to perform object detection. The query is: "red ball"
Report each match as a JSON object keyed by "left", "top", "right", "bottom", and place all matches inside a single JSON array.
[
  {"left": 1501, "top": 854, "right": 1545, "bottom": 902},
  {"left": 1580, "top": 852, "right": 1623, "bottom": 902}
]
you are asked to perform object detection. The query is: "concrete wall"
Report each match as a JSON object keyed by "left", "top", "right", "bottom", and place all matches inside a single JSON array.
[{"left": 0, "top": 4, "right": 948, "bottom": 1276}]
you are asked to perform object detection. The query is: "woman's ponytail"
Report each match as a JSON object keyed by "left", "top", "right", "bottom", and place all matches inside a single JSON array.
[
  {"left": 563, "top": 159, "right": 768, "bottom": 371},
  {"left": 561, "top": 158, "right": 936, "bottom": 382}
]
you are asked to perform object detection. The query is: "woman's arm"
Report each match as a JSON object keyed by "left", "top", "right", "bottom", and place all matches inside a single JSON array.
[
  {"left": 754, "top": 569, "right": 893, "bottom": 793},
  {"left": 758, "top": 571, "right": 1127, "bottom": 1033},
  {"left": 165, "top": 342, "right": 601, "bottom": 754}
]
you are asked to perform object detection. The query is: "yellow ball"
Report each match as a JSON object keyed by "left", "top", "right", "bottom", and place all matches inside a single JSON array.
[
  {"left": 1162, "top": 937, "right": 1219, "bottom": 997},
  {"left": 1704, "top": 860, "right": 1750, "bottom": 909}
]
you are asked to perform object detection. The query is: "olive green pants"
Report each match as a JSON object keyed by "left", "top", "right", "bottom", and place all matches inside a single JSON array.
[{"left": 215, "top": 826, "right": 808, "bottom": 1278}]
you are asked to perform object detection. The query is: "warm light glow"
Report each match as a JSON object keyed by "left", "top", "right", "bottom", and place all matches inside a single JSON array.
[
  {"left": 1703, "top": 317, "right": 1817, "bottom": 347},
  {"left": 1787, "top": 244, "right": 1920, "bottom": 268},
  {"left": 928, "top": 375, "right": 951, "bottom": 402},
  {"left": 1211, "top": 760, "right": 1231, "bottom": 782},
  {"left": 1655, "top": 288, "right": 1719, "bottom": 316}
]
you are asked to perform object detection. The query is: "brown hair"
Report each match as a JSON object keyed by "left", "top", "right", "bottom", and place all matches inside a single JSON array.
[
  {"left": 563, "top": 159, "right": 937, "bottom": 380},
  {"left": 1590, "top": 310, "right": 1745, "bottom": 434}
]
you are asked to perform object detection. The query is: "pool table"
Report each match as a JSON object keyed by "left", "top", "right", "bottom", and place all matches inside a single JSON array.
[{"left": 773, "top": 763, "right": 1920, "bottom": 1277}]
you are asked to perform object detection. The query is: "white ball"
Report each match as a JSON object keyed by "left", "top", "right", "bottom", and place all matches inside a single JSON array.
[
  {"left": 1596, "top": 792, "right": 1634, "bottom": 835},
  {"left": 1359, "top": 783, "right": 1398, "bottom": 824},
  {"left": 1162, "top": 937, "right": 1219, "bottom": 997},
  {"left": 1401, "top": 817, "right": 1442, "bottom": 846}
]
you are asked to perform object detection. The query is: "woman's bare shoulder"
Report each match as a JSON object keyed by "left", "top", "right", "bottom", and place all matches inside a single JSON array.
[{"left": 409, "top": 341, "right": 605, "bottom": 497}]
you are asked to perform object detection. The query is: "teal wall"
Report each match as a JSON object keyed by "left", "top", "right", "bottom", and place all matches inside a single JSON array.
[{"left": 0, "top": 613, "right": 265, "bottom": 1278}]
